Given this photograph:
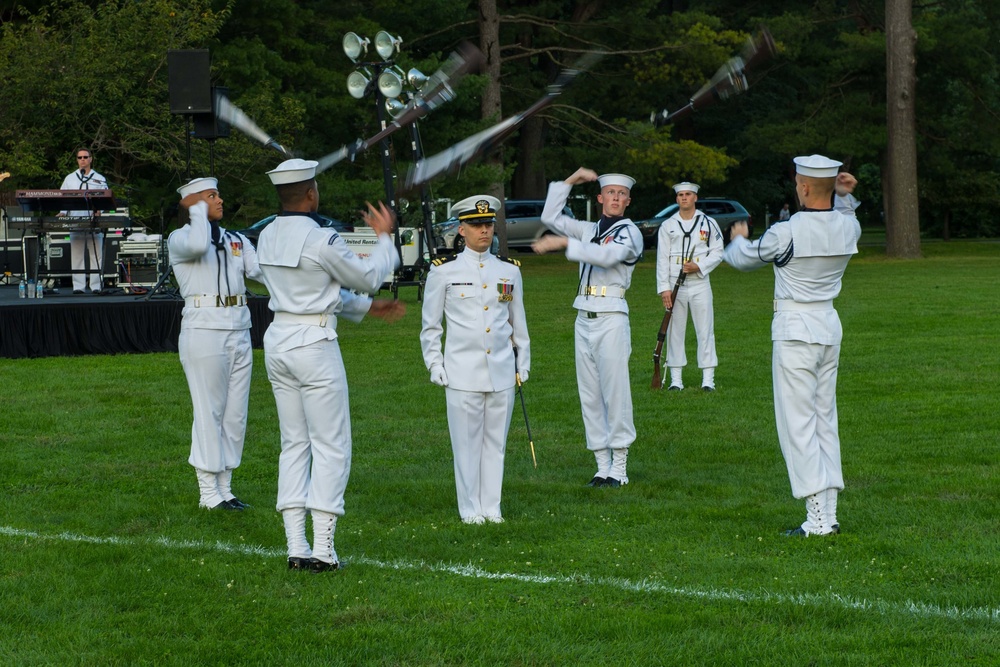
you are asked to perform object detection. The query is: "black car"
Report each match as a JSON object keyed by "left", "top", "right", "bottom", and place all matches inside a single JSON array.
[
  {"left": 634, "top": 198, "right": 752, "bottom": 249},
  {"left": 232, "top": 213, "right": 354, "bottom": 248}
]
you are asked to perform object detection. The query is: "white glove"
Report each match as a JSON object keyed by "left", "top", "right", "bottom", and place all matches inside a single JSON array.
[
  {"left": 430, "top": 365, "right": 449, "bottom": 387},
  {"left": 517, "top": 369, "right": 529, "bottom": 384}
]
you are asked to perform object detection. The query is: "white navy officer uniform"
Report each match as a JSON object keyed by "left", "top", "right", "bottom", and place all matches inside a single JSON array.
[
  {"left": 724, "top": 155, "right": 861, "bottom": 536},
  {"left": 655, "top": 182, "right": 725, "bottom": 390},
  {"left": 540, "top": 174, "right": 643, "bottom": 485},
  {"left": 60, "top": 167, "right": 109, "bottom": 293},
  {"left": 169, "top": 177, "right": 262, "bottom": 510},
  {"left": 420, "top": 195, "right": 530, "bottom": 524},
  {"left": 257, "top": 159, "right": 398, "bottom": 568}
]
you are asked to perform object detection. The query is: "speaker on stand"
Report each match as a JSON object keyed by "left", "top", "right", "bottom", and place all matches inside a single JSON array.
[
  {"left": 167, "top": 49, "right": 212, "bottom": 115},
  {"left": 152, "top": 49, "right": 217, "bottom": 300}
]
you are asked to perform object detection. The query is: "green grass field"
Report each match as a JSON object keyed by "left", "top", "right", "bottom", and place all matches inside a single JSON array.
[{"left": 2, "top": 239, "right": 999, "bottom": 665}]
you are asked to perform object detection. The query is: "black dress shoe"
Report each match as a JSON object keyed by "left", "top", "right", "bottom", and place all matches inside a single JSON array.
[
  {"left": 667, "top": 385, "right": 682, "bottom": 391},
  {"left": 702, "top": 386, "right": 716, "bottom": 392},
  {"left": 586, "top": 476, "right": 606, "bottom": 487},
  {"left": 226, "top": 498, "right": 248, "bottom": 510},
  {"left": 204, "top": 500, "right": 233, "bottom": 510},
  {"left": 309, "top": 557, "right": 340, "bottom": 573},
  {"left": 287, "top": 556, "right": 311, "bottom": 570},
  {"left": 73, "top": 290, "right": 84, "bottom": 295},
  {"left": 603, "top": 477, "right": 622, "bottom": 488}
]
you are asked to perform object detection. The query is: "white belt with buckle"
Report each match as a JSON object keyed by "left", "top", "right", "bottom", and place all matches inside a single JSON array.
[
  {"left": 272, "top": 312, "right": 336, "bottom": 328},
  {"left": 773, "top": 299, "right": 833, "bottom": 312},
  {"left": 579, "top": 285, "right": 626, "bottom": 298},
  {"left": 185, "top": 294, "right": 247, "bottom": 308}
]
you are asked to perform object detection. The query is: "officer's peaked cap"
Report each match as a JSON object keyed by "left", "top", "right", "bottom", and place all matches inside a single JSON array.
[{"left": 454, "top": 195, "right": 501, "bottom": 223}]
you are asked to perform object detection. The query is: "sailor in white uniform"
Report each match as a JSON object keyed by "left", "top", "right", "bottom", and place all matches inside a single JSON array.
[
  {"left": 60, "top": 148, "right": 109, "bottom": 293},
  {"left": 256, "top": 159, "right": 403, "bottom": 572},
  {"left": 535, "top": 168, "right": 643, "bottom": 488},
  {"left": 169, "top": 177, "right": 261, "bottom": 511},
  {"left": 724, "top": 155, "right": 861, "bottom": 537},
  {"left": 655, "top": 182, "right": 724, "bottom": 391},
  {"left": 420, "top": 195, "right": 530, "bottom": 524}
]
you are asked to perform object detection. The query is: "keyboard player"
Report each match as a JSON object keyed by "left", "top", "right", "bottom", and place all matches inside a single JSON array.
[{"left": 60, "top": 147, "right": 108, "bottom": 294}]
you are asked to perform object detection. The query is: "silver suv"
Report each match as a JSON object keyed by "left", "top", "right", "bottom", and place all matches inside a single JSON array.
[{"left": 635, "top": 198, "right": 752, "bottom": 249}]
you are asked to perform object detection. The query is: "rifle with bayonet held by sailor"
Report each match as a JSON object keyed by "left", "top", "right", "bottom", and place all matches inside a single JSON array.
[{"left": 651, "top": 246, "right": 696, "bottom": 390}]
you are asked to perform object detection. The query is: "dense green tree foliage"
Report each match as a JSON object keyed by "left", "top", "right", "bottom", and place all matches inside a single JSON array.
[{"left": 1, "top": 0, "right": 999, "bottom": 237}]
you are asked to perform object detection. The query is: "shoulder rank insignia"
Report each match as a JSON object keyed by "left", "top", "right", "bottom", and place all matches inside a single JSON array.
[
  {"left": 431, "top": 254, "right": 460, "bottom": 267},
  {"left": 499, "top": 256, "right": 521, "bottom": 267}
]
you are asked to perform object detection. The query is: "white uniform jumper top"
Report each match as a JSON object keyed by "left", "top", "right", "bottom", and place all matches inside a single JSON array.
[
  {"left": 541, "top": 180, "right": 643, "bottom": 481},
  {"left": 655, "top": 211, "right": 724, "bottom": 374},
  {"left": 168, "top": 200, "right": 262, "bottom": 505},
  {"left": 724, "top": 195, "right": 861, "bottom": 499},
  {"left": 257, "top": 212, "right": 398, "bottom": 518},
  {"left": 60, "top": 168, "right": 109, "bottom": 292}
]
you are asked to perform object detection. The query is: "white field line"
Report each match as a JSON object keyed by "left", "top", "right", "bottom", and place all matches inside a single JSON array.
[{"left": 3, "top": 525, "right": 998, "bottom": 624}]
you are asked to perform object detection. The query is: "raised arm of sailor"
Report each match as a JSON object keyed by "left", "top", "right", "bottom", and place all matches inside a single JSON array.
[
  {"left": 540, "top": 181, "right": 587, "bottom": 240},
  {"left": 168, "top": 200, "right": 212, "bottom": 262}
]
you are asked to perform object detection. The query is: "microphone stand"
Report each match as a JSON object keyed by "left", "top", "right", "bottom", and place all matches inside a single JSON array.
[{"left": 1, "top": 204, "right": 11, "bottom": 285}]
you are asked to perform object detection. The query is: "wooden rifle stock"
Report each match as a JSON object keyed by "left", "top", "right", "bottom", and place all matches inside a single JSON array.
[{"left": 651, "top": 248, "right": 695, "bottom": 389}]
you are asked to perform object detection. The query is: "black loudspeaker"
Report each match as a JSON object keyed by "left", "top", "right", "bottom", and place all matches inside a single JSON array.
[
  {"left": 193, "top": 87, "right": 231, "bottom": 139},
  {"left": 168, "top": 49, "right": 212, "bottom": 114},
  {"left": 2, "top": 241, "right": 25, "bottom": 275}
]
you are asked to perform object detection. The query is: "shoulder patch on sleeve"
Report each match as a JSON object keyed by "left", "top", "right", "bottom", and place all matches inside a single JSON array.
[
  {"left": 498, "top": 256, "right": 521, "bottom": 267},
  {"left": 326, "top": 231, "right": 340, "bottom": 246},
  {"left": 431, "top": 254, "right": 460, "bottom": 267}
]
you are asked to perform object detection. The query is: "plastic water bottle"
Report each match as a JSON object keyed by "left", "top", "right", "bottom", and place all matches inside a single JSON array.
[
  {"left": 26, "top": 278, "right": 35, "bottom": 299},
  {"left": 35, "top": 280, "right": 44, "bottom": 299},
  {"left": 18, "top": 278, "right": 26, "bottom": 299}
]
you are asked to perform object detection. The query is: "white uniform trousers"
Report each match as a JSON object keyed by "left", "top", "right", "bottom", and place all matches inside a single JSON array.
[
  {"left": 575, "top": 312, "right": 636, "bottom": 453},
  {"left": 772, "top": 340, "right": 844, "bottom": 499},
  {"left": 69, "top": 231, "right": 104, "bottom": 292},
  {"left": 265, "top": 338, "right": 352, "bottom": 516},
  {"left": 179, "top": 327, "right": 252, "bottom": 474},
  {"left": 445, "top": 387, "right": 516, "bottom": 520},
  {"left": 666, "top": 280, "right": 717, "bottom": 369}
]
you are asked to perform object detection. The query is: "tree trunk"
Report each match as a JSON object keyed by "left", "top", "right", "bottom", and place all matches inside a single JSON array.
[
  {"left": 511, "top": 113, "right": 547, "bottom": 200},
  {"left": 885, "top": 0, "right": 921, "bottom": 258},
  {"left": 478, "top": 0, "right": 507, "bottom": 254}
]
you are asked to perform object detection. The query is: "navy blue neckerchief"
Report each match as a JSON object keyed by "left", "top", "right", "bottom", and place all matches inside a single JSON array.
[
  {"left": 590, "top": 214, "right": 625, "bottom": 243},
  {"left": 578, "top": 214, "right": 635, "bottom": 298}
]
